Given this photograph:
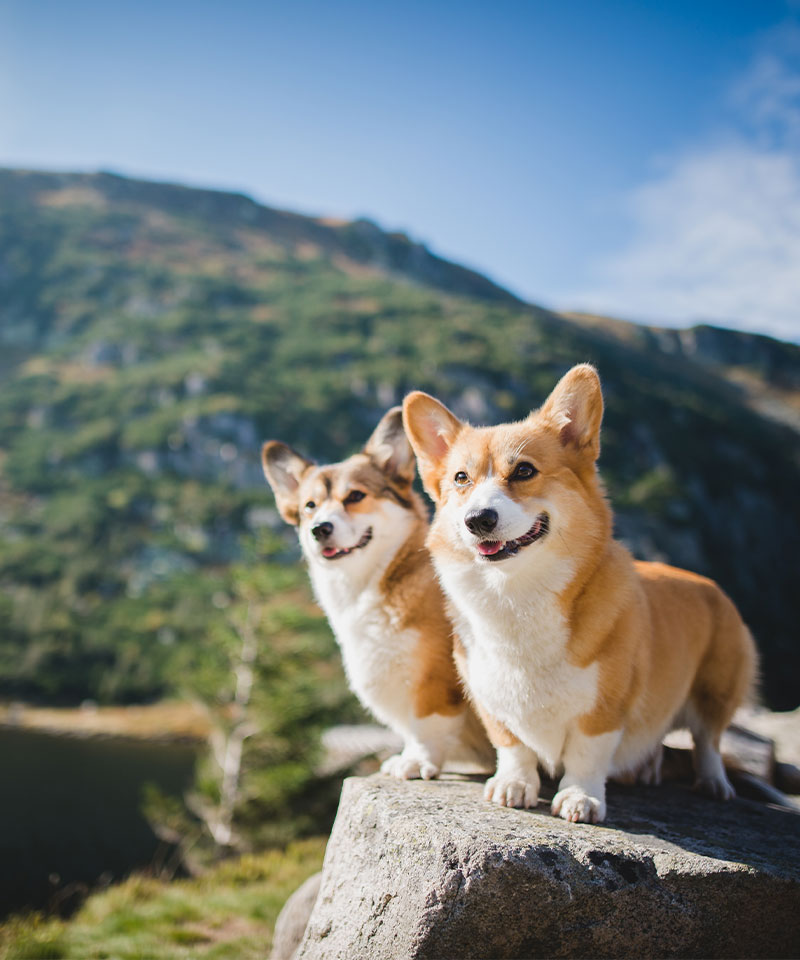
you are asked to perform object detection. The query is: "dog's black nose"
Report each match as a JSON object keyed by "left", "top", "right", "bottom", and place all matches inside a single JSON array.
[
  {"left": 465, "top": 508, "right": 499, "bottom": 536},
  {"left": 311, "top": 521, "right": 334, "bottom": 541}
]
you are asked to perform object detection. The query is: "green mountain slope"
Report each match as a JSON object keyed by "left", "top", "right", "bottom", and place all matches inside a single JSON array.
[{"left": 1, "top": 168, "right": 798, "bottom": 708}]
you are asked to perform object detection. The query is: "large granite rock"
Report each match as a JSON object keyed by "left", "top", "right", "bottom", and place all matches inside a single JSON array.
[
  {"left": 271, "top": 872, "right": 322, "bottom": 960},
  {"left": 297, "top": 774, "right": 800, "bottom": 959}
]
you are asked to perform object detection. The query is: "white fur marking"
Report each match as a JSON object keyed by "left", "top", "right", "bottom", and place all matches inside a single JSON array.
[
  {"left": 437, "top": 548, "right": 598, "bottom": 781},
  {"left": 459, "top": 479, "right": 531, "bottom": 546},
  {"left": 551, "top": 728, "right": 621, "bottom": 823},
  {"left": 484, "top": 743, "right": 540, "bottom": 808}
]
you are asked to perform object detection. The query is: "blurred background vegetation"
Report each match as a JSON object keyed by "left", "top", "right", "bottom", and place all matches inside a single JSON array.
[{"left": 0, "top": 168, "right": 798, "bottom": 945}]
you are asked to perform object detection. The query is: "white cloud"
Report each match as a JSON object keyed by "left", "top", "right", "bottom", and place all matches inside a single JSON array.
[
  {"left": 733, "top": 29, "right": 800, "bottom": 149},
  {"left": 562, "top": 27, "right": 800, "bottom": 343}
]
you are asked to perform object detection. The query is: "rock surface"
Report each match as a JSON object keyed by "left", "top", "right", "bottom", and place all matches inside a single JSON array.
[
  {"left": 737, "top": 706, "right": 800, "bottom": 767},
  {"left": 271, "top": 872, "right": 322, "bottom": 960},
  {"left": 297, "top": 774, "right": 800, "bottom": 959}
]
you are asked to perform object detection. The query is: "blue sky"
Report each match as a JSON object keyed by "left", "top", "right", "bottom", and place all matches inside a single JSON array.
[{"left": 1, "top": 0, "right": 799, "bottom": 340}]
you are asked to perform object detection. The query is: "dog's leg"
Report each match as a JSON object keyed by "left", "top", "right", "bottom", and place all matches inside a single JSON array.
[
  {"left": 484, "top": 742, "right": 541, "bottom": 808},
  {"left": 381, "top": 711, "right": 464, "bottom": 780},
  {"left": 610, "top": 745, "right": 663, "bottom": 786},
  {"left": 686, "top": 612, "right": 754, "bottom": 800},
  {"left": 635, "top": 744, "right": 663, "bottom": 786},
  {"left": 684, "top": 624, "right": 751, "bottom": 801},
  {"left": 691, "top": 730, "right": 734, "bottom": 800},
  {"left": 552, "top": 728, "right": 621, "bottom": 823},
  {"left": 468, "top": 702, "right": 540, "bottom": 808},
  {"left": 685, "top": 701, "right": 735, "bottom": 800}
]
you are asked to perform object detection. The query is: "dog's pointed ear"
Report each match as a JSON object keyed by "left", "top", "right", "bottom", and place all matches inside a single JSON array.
[
  {"left": 402, "top": 392, "right": 463, "bottom": 500},
  {"left": 538, "top": 364, "right": 603, "bottom": 461},
  {"left": 261, "top": 441, "right": 314, "bottom": 525},
  {"left": 363, "top": 407, "right": 416, "bottom": 484}
]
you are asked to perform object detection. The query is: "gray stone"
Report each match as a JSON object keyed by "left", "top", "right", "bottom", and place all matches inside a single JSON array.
[
  {"left": 271, "top": 871, "right": 322, "bottom": 960},
  {"left": 737, "top": 706, "right": 800, "bottom": 768},
  {"left": 663, "top": 723, "right": 775, "bottom": 783},
  {"left": 736, "top": 707, "right": 800, "bottom": 796},
  {"left": 298, "top": 774, "right": 800, "bottom": 959},
  {"left": 318, "top": 724, "right": 402, "bottom": 776}
]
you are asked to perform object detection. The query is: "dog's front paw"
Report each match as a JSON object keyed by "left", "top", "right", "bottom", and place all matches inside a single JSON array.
[
  {"left": 381, "top": 752, "right": 440, "bottom": 780},
  {"left": 694, "top": 773, "right": 735, "bottom": 801},
  {"left": 483, "top": 773, "right": 539, "bottom": 808},
  {"left": 551, "top": 785, "right": 605, "bottom": 823}
]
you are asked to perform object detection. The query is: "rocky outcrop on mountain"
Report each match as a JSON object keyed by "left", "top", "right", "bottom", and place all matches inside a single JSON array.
[
  {"left": 649, "top": 324, "right": 800, "bottom": 389},
  {"left": 565, "top": 311, "right": 800, "bottom": 432},
  {"left": 294, "top": 774, "right": 800, "bottom": 959},
  {"left": 334, "top": 217, "right": 520, "bottom": 303}
]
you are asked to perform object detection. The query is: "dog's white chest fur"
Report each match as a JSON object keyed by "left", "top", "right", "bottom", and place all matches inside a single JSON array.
[
  {"left": 305, "top": 505, "right": 421, "bottom": 735},
  {"left": 439, "top": 558, "right": 598, "bottom": 773},
  {"left": 316, "top": 574, "right": 418, "bottom": 729}
]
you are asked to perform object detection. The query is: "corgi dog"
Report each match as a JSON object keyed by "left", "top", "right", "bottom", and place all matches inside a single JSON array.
[
  {"left": 261, "top": 407, "right": 492, "bottom": 780},
  {"left": 403, "top": 364, "right": 757, "bottom": 823}
]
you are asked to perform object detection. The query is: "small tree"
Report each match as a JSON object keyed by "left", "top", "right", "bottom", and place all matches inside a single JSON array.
[
  {"left": 190, "top": 593, "right": 259, "bottom": 849},
  {"left": 144, "top": 551, "right": 359, "bottom": 868}
]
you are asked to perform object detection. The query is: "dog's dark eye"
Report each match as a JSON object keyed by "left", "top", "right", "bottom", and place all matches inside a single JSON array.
[
  {"left": 454, "top": 471, "right": 470, "bottom": 486},
  {"left": 344, "top": 490, "right": 366, "bottom": 505},
  {"left": 304, "top": 501, "right": 316, "bottom": 512},
  {"left": 511, "top": 462, "right": 537, "bottom": 481}
]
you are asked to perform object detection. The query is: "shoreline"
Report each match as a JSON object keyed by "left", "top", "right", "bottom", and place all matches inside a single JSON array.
[{"left": 0, "top": 700, "right": 210, "bottom": 745}]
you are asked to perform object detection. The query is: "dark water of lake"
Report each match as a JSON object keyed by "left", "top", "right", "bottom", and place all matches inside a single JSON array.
[{"left": 0, "top": 726, "right": 197, "bottom": 916}]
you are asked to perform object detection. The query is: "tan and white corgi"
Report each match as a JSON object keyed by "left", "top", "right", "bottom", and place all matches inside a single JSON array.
[
  {"left": 403, "top": 364, "right": 757, "bottom": 822},
  {"left": 262, "top": 407, "right": 492, "bottom": 780}
]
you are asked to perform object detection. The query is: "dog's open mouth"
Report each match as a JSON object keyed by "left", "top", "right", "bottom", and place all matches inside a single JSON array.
[
  {"left": 477, "top": 513, "right": 550, "bottom": 562},
  {"left": 321, "top": 527, "right": 373, "bottom": 560}
]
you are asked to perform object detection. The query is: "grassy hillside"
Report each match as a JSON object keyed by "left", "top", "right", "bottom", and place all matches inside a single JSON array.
[
  {"left": 0, "top": 168, "right": 798, "bottom": 708},
  {"left": 0, "top": 838, "right": 325, "bottom": 960}
]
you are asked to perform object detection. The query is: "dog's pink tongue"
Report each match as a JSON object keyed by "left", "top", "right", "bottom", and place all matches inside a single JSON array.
[
  {"left": 478, "top": 541, "right": 504, "bottom": 556},
  {"left": 322, "top": 547, "right": 339, "bottom": 558}
]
